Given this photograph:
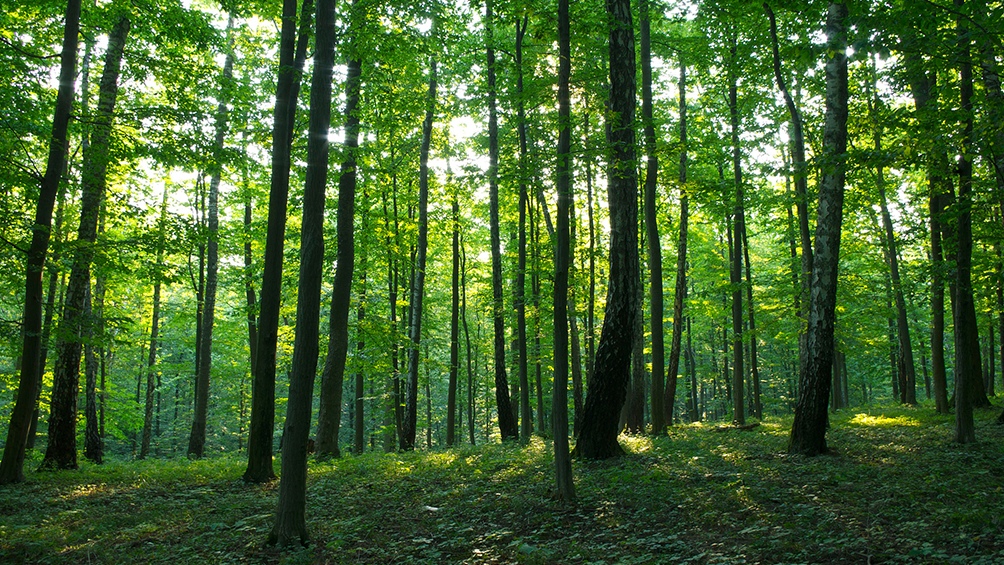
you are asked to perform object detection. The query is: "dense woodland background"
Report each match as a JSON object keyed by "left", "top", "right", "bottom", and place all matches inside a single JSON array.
[{"left": 1, "top": 0, "right": 1004, "bottom": 548}]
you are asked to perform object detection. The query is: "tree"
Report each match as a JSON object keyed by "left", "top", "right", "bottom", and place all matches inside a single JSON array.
[
  {"left": 141, "top": 188, "right": 170, "bottom": 459},
  {"left": 268, "top": 0, "right": 335, "bottom": 546},
  {"left": 552, "top": 0, "right": 575, "bottom": 501},
  {"left": 401, "top": 53, "right": 438, "bottom": 451},
  {"left": 315, "top": 28, "right": 363, "bottom": 459},
  {"left": 788, "top": 2, "right": 848, "bottom": 457},
  {"left": 42, "top": 11, "right": 130, "bottom": 471},
  {"left": 484, "top": 0, "right": 518, "bottom": 443},
  {"left": 188, "top": 14, "right": 235, "bottom": 459},
  {"left": 0, "top": 0, "right": 82, "bottom": 484},
  {"left": 664, "top": 59, "right": 688, "bottom": 427},
  {"left": 244, "top": 0, "right": 312, "bottom": 484},
  {"left": 574, "top": 0, "right": 640, "bottom": 459},
  {"left": 640, "top": 0, "right": 666, "bottom": 436}
]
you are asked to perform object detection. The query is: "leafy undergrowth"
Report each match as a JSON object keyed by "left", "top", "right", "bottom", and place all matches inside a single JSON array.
[{"left": 2, "top": 405, "right": 1003, "bottom": 564}]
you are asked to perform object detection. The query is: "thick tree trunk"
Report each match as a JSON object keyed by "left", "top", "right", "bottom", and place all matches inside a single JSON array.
[
  {"left": 267, "top": 0, "right": 334, "bottom": 546},
  {"left": 485, "top": 0, "right": 518, "bottom": 442},
  {"left": 315, "top": 51, "right": 362, "bottom": 459},
  {"left": 574, "top": 0, "right": 639, "bottom": 460},
  {"left": 41, "top": 14, "right": 129, "bottom": 472},
  {"left": 401, "top": 58, "right": 437, "bottom": 451},
  {"left": 788, "top": 2, "right": 847, "bottom": 457},
  {"left": 665, "top": 61, "right": 688, "bottom": 427},
  {"left": 244, "top": 0, "right": 312, "bottom": 483},
  {"left": 0, "top": 0, "right": 80, "bottom": 482},
  {"left": 640, "top": 0, "right": 665, "bottom": 435}
]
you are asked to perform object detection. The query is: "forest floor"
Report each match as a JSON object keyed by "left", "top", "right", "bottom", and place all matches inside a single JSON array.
[{"left": 1, "top": 405, "right": 1003, "bottom": 564}]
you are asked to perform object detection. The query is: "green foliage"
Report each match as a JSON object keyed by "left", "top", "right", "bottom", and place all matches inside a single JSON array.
[{"left": 2, "top": 406, "right": 1002, "bottom": 563}]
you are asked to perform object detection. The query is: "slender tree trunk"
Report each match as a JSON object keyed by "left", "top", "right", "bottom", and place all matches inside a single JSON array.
[
  {"left": 788, "top": 2, "right": 848, "bottom": 456},
  {"left": 141, "top": 189, "right": 169, "bottom": 458},
  {"left": 954, "top": 0, "right": 980, "bottom": 443},
  {"left": 244, "top": 0, "right": 313, "bottom": 483},
  {"left": 354, "top": 238, "right": 366, "bottom": 455},
  {"left": 315, "top": 49, "right": 362, "bottom": 459},
  {"left": 574, "top": 0, "right": 639, "bottom": 459},
  {"left": 41, "top": 14, "right": 129, "bottom": 472},
  {"left": 462, "top": 237, "right": 476, "bottom": 445},
  {"left": 514, "top": 15, "right": 532, "bottom": 444},
  {"left": 401, "top": 57, "right": 438, "bottom": 450},
  {"left": 665, "top": 61, "right": 688, "bottom": 427},
  {"left": 903, "top": 46, "right": 951, "bottom": 414},
  {"left": 765, "top": 3, "right": 812, "bottom": 312},
  {"left": 742, "top": 222, "right": 762, "bottom": 419},
  {"left": 485, "top": 0, "right": 518, "bottom": 442},
  {"left": 268, "top": 0, "right": 334, "bottom": 546},
  {"left": 83, "top": 283, "right": 101, "bottom": 463},
  {"left": 448, "top": 193, "right": 460, "bottom": 446},
  {"left": 188, "top": 17, "right": 234, "bottom": 458},
  {"left": 728, "top": 33, "right": 746, "bottom": 427},
  {"left": 552, "top": 0, "right": 575, "bottom": 499},
  {"left": 640, "top": 0, "right": 665, "bottom": 435}
]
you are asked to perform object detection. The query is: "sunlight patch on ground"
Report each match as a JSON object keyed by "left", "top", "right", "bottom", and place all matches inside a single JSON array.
[
  {"left": 619, "top": 434, "right": 654, "bottom": 454},
  {"left": 850, "top": 414, "right": 921, "bottom": 428}
]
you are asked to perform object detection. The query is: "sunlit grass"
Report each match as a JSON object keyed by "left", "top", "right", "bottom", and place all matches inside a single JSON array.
[
  {"left": 849, "top": 413, "right": 922, "bottom": 427},
  {"left": 2, "top": 406, "right": 1002, "bottom": 563}
]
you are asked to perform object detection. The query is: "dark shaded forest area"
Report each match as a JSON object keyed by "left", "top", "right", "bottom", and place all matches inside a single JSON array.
[{"left": 2, "top": 0, "right": 1003, "bottom": 559}]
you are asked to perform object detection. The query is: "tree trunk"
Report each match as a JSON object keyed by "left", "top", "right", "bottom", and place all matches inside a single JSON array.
[
  {"left": 574, "top": 0, "right": 639, "bottom": 460},
  {"left": 788, "top": 2, "right": 847, "bottom": 457},
  {"left": 954, "top": 0, "right": 979, "bottom": 444},
  {"left": 41, "top": 14, "right": 129, "bottom": 472},
  {"left": 83, "top": 283, "right": 102, "bottom": 463},
  {"left": 0, "top": 0, "right": 80, "bottom": 482},
  {"left": 640, "top": 0, "right": 665, "bottom": 435},
  {"left": 244, "top": 0, "right": 312, "bottom": 483},
  {"left": 401, "top": 57, "right": 437, "bottom": 451},
  {"left": 448, "top": 193, "right": 460, "bottom": 446},
  {"left": 188, "top": 17, "right": 234, "bottom": 459},
  {"left": 462, "top": 237, "right": 476, "bottom": 445},
  {"left": 728, "top": 33, "right": 746, "bottom": 427},
  {"left": 315, "top": 49, "right": 362, "bottom": 459},
  {"left": 553, "top": 0, "right": 575, "bottom": 499},
  {"left": 268, "top": 0, "right": 334, "bottom": 546},
  {"left": 354, "top": 242, "right": 366, "bottom": 455},
  {"left": 141, "top": 189, "right": 169, "bottom": 459},
  {"left": 665, "top": 61, "right": 689, "bottom": 427},
  {"left": 742, "top": 221, "right": 762, "bottom": 419},
  {"left": 485, "top": 0, "right": 518, "bottom": 442}
]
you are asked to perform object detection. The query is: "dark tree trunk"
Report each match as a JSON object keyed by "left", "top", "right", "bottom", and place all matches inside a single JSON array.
[
  {"left": 41, "top": 14, "right": 129, "bottom": 472},
  {"left": 315, "top": 50, "right": 362, "bottom": 459},
  {"left": 83, "top": 283, "right": 102, "bottom": 463},
  {"left": 742, "top": 222, "right": 762, "bottom": 419},
  {"left": 0, "top": 0, "right": 80, "bottom": 482},
  {"left": 788, "top": 2, "right": 848, "bottom": 457},
  {"left": 574, "top": 0, "right": 639, "bottom": 459},
  {"left": 514, "top": 15, "right": 532, "bottom": 444},
  {"left": 902, "top": 45, "right": 952, "bottom": 414},
  {"left": 665, "top": 61, "right": 688, "bottom": 427},
  {"left": 462, "top": 238, "right": 476, "bottom": 445},
  {"left": 141, "top": 190, "right": 169, "bottom": 459},
  {"left": 268, "top": 0, "right": 334, "bottom": 546},
  {"left": 553, "top": 0, "right": 575, "bottom": 500},
  {"left": 765, "top": 3, "right": 812, "bottom": 313},
  {"left": 640, "top": 0, "right": 665, "bottom": 435},
  {"left": 448, "top": 193, "right": 460, "bottom": 446},
  {"left": 485, "top": 0, "right": 518, "bottom": 442},
  {"left": 954, "top": 0, "right": 979, "bottom": 443},
  {"left": 244, "top": 0, "right": 312, "bottom": 483},
  {"left": 401, "top": 58, "right": 437, "bottom": 451},
  {"left": 728, "top": 33, "right": 746, "bottom": 427},
  {"left": 188, "top": 18, "right": 234, "bottom": 459}
]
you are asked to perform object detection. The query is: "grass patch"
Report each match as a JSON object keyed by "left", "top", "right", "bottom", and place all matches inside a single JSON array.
[{"left": 2, "top": 405, "right": 1002, "bottom": 564}]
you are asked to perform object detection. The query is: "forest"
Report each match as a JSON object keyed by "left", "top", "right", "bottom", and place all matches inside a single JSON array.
[{"left": 1, "top": 0, "right": 1004, "bottom": 561}]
